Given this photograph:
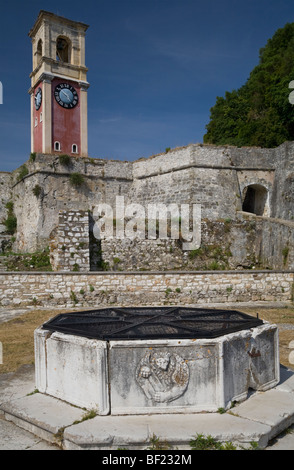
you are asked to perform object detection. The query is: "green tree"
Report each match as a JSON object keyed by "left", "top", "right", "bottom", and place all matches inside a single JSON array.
[{"left": 204, "top": 23, "right": 294, "bottom": 148}]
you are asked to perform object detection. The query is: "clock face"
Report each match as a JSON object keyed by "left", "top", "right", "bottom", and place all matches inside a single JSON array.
[
  {"left": 54, "top": 83, "right": 78, "bottom": 109},
  {"left": 35, "top": 88, "right": 42, "bottom": 110}
]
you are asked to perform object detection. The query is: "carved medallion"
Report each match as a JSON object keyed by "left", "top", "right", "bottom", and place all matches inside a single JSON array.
[{"left": 136, "top": 351, "right": 189, "bottom": 403}]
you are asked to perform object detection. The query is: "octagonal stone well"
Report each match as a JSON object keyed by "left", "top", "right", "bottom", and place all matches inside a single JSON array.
[{"left": 34, "top": 307, "right": 280, "bottom": 415}]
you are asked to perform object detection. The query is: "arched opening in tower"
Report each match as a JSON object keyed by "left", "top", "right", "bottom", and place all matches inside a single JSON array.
[{"left": 56, "top": 36, "right": 70, "bottom": 63}]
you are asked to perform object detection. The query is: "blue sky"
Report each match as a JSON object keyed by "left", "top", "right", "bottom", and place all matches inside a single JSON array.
[{"left": 0, "top": 0, "right": 294, "bottom": 171}]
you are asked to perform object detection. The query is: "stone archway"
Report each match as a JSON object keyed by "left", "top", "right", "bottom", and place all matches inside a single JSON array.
[
  {"left": 56, "top": 36, "right": 71, "bottom": 63},
  {"left": 242, "top": 184, "right": 268, "bottom": 216}
]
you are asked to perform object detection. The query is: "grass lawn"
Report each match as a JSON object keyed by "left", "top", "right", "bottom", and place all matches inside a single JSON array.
[
  {"left": 0, "top": 305, "right": 293, "bottom": 374},
  {"left": 0, "top": 309, "right": 69, "bottom": 373}
]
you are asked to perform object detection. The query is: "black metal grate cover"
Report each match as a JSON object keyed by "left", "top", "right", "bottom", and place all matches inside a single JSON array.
[{"left": 42, "top": 307, "right": 263, "bottom": 341}]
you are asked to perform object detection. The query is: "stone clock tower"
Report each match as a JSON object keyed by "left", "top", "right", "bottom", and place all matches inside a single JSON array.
[{"left": 28, "top": 10, "right": 89, "bottom": 157}]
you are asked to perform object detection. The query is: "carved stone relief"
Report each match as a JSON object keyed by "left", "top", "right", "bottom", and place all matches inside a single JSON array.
[{"left": 136, "top": 351, "right": 189, "bottom": 404}]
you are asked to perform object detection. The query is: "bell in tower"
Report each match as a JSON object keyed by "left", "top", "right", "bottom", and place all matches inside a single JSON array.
[{"left": 28, "top": 10, "right": 89, "bottom": 157}]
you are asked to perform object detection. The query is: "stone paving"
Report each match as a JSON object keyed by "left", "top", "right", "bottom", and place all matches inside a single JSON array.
[
  {"left": 0, "top": 308, "right": 30, "bottom": 324},
  {"left": 0, "top": 415, "right": 59, "bottom": 450}
]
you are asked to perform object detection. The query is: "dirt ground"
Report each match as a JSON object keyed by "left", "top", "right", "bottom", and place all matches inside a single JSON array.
[{"left": 0, "top": 305, "right": 293, "bottom": 374}]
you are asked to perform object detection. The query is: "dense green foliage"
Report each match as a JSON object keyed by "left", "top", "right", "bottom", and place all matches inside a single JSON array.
[{"left": 204, "top": 23, "right": 294, "bottom": 148}]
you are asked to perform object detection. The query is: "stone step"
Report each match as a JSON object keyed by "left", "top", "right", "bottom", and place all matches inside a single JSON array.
[{"left": 0, "top": 366, "right": 293, "bottom": 450}]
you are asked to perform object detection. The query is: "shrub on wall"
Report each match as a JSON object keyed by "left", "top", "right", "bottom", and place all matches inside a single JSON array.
[
  {"left": 32, "top": 184, "right": 42, "bottom": 197},
  {"left": 4, "top": 215, "right": 17, "bottom": 234},
  {"left": 16, "top": 165, "right": 29, "bottom": 182},
  {"left": 59, "top": 154, "right": 71, "bottom": 166},
  {"left": 4, "top": 201, "right": 17, "bottom": 234},
  {"left": 70, "top": 172, "right": 84, "bottom": 187}
]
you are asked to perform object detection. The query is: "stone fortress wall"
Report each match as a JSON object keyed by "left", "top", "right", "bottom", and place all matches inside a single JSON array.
[{"left": 0, "top": 140, "right": 294, "bottom": 272}]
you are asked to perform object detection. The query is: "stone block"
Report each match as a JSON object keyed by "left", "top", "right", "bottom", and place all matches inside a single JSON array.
[{"left": 34, "top": 328, "right": 109, "bottom": 414}]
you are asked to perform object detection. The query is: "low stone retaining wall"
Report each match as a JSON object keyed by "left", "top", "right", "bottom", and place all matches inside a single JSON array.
[{"left": 0, "top": 270, "right": 293, "bottom": 309}]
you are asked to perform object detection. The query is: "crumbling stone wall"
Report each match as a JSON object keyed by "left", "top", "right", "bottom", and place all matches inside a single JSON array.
[
  {"left": 49, "top": 210, "right": 90, "bottom": 271},
  {"left": 100, "top": 218, "right": 257, "bottom": 272},
  {"left": 99, "top": 215, "right": 294, "bottom": 272}
]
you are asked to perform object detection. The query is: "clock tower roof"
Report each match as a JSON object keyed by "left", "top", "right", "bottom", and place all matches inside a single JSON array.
[
  {"left": 29, "top": 10, "right": 89, "bottom": 88},
  {"left": 28, "top": 10, "right": 89, "bottom": 38}
]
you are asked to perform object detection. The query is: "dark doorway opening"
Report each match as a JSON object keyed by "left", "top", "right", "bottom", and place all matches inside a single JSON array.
[{"left": 242, "top": 184, "right": 268, "bottom": 216}]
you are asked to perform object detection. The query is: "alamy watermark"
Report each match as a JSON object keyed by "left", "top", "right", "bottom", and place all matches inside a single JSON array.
[
  {"left": 289, "top": 81, "right": 294, "bottom": 104},
  {"left": 0, "top": 81, "right": 2, "bottom": 105},
  {"left": 92, "top": 196, "right": 201, "bottom": 251},
  {"left": 289, "top": 340, "right": 294, "bottom": 365},
  {"left": 281, "top": 81, "right": 293, "bottom": 364}
]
